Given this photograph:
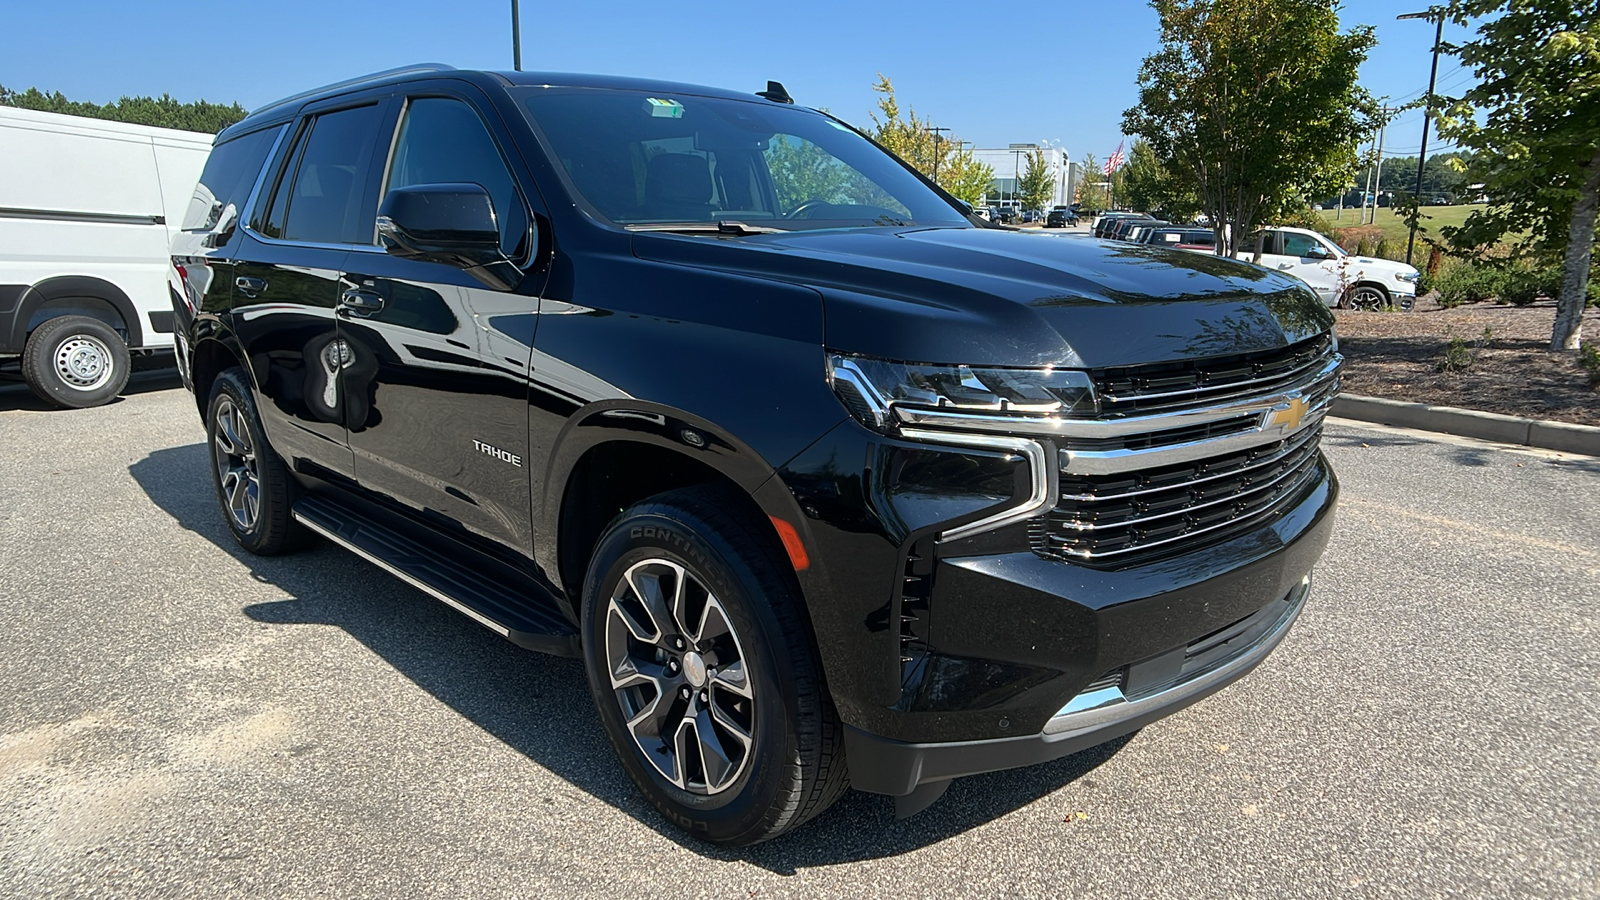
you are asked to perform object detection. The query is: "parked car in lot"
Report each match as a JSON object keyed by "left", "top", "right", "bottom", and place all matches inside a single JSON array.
[
  {"left": 1045, "top": 206, "right": 1078, "bottom": 227},
  {"left": 1170, "top": 226, "right": 1418, "bottom": 309},
  {"left": 991, "top": 205, "right": 1018, "bottom": 224},
  {"left": 173, "top": 65, "right": 1340, "bottom": 846},
  {"left": 1144, "top": 227, "right": 1218, "bottom": 251},
  {"left": 1092, "top": 211, "right": 1141, "bottom": 238},
  {"left": 0, "top": 106, "right": 212, "bottom": 407}
]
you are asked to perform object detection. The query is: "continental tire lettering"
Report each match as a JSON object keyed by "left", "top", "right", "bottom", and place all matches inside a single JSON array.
[{"left": 628, "top": 525, "right": 708, "bottom": 565}]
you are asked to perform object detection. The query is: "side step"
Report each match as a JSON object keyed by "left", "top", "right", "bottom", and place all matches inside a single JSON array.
[{"left": 293, "top": 492, "right": 581, "bottom": 657}]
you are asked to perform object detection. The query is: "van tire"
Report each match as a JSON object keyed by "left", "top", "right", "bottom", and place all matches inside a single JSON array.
[{"left": 21, "top": 315, "right": 132, "bottom": 409}]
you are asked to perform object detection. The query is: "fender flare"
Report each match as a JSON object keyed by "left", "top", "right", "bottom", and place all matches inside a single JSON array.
[
  {"left": 6, "top": 275, "right": 144, "bottom": 351},
  {"left": 535, "top": 398, "right": 818, "bottom": 592}
]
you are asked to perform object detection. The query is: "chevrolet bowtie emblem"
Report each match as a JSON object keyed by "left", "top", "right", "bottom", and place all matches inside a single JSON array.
[{"left": 1265, "top": 395, "right": 1311, "bottom": 434}]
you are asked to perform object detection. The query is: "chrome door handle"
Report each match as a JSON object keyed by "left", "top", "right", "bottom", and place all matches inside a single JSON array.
[
  {"left": 338, "top": 289, "right": 386, "bottom": 317},
  {"left": 235, "top": 276, "right": 268, "bottom": 296}
]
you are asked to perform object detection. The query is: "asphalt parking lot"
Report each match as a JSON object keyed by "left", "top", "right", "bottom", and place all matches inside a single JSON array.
[{"left": 2, "top": 373, "right": 1597, "bottom": 898}]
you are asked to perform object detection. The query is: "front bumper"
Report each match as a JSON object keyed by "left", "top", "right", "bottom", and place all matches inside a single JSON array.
[{"left": 846, "top": 575, "right": 1311, "bottom": 798}]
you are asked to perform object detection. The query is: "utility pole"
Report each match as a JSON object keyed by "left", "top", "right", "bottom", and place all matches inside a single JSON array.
[
  {"left": 511, "top": 0, "right": 522, "bottom": 71},
  {"left": 927, "top": 125, "right": 951, "bottom": 185},
  {"left": 1399, "top": 8, "right": 1445, "bottom": 265},
  {"left": 1372, "top": 111, "right": 1387, "bottom": 225}
]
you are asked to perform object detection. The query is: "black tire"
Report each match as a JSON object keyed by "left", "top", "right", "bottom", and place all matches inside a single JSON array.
[
  {"left": 1341, "top": 283, "right": 1390, "bottom": 311},
  {"left": 206, "top": 367, "right": 305, "bottom": 555},
  {"left": 580, "top": 486, "right": 847, "bottom": 845},
  {"left": 20, "top": 315, "right": 132, "bottom": 409}
]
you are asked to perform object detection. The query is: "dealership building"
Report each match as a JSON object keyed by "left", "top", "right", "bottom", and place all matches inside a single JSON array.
[{"left": 971, "top": 143, "right": 1084, "bottom": 210}]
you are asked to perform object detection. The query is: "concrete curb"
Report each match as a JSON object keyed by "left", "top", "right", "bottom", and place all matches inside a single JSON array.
[{"left": 1331, "top": 394, "right": 1600, "bottom": 457}]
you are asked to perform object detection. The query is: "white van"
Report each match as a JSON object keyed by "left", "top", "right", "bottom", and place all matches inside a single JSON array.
[{"left": 0, "top": 106, "right": 212, "bottom": 407}]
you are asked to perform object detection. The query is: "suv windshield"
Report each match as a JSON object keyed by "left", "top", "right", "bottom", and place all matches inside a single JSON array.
[{"left": 515, "top": 87, "right": 970, "bottom": 232}]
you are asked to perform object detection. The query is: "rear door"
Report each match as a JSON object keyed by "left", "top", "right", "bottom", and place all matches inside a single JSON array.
[
  {"left": 231, "top": 96, "right": 391, "bottom": 480},
  {"left": 337, "top": 85, "right": 544, "bottom": 554}
]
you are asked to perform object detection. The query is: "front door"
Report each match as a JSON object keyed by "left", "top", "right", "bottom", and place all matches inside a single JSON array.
[{"left": 338, "top": 91, "right": 542, "bottom": 554}]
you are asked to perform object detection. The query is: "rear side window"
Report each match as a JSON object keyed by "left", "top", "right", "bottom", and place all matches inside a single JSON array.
[
  {"left": 258, "top": 104, "right": 382, "bottom": 244},
  {"left": 180, "top": 126, "right": 281, "bottom": 233},
  {"left": 381, "top": 97, "right": 528, "bottom": 256}
]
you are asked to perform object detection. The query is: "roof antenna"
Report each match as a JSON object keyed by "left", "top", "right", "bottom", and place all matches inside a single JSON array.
[{"left": 757, "top": 81, "right": 794, "bottom": 104}]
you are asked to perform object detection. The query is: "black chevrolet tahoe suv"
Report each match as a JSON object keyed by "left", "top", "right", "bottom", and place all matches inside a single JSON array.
[{"left": 170, "top": 64, "right": 1340, "bottom": 845}]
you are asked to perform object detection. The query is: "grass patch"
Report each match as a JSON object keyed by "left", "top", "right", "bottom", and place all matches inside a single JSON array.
[{"left": 1318, "top": 204, "right": 1489, "bottom": 249}]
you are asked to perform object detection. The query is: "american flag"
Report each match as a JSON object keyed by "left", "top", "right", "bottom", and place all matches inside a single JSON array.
[{"left": 1104, "top": 141, "right": 1125, "bottom": 175}]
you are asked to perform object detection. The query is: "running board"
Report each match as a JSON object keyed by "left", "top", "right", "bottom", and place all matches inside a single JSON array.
[{"left": 293, "top": 493, "right": 580, "bottom": 657}]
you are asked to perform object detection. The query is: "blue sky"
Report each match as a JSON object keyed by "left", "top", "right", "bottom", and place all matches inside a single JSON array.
[{"left": 1, "top": 0, "right": 1475, "bottom": 163}]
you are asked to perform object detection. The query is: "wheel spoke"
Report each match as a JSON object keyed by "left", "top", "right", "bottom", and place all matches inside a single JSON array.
[
  {"left": 687, "top": 703, "right": 740, "bottom": 791},
  {"left": 707, "top": 695, "right": 754, "bottom": 752},
  {"left": 694, "top": 594, "right": 734, "bottom": 645},
  {"left": 229, "top": 469, "right": 251, "bottom": 516},
  {"left": 620, "top": 565, "right": 677, "bottom": 642},
  {"left": 709, "top": 658, "right": 753, "bottom": 699}
]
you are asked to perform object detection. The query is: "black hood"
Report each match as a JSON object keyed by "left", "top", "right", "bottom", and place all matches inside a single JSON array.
[{"left": 632, "top": 226, "right": 1333, "bottom": 369}]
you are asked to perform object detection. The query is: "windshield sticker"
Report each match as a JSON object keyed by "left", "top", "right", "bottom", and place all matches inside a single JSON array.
[{"left": 644, "top": 98, "right": 685, "bottom": 118}]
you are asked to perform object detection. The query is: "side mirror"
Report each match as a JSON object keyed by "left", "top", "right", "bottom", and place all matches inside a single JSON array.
[
  {"left": 377, "top": 183, "right": 525, "bottom": 291},
  {"left": 1305, "top": 246, "right": 1334, "bottom": 260}
]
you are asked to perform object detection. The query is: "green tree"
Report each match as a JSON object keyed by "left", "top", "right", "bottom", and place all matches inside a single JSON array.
[
  {"left": 0, "top": 85, "right": 247, "bottom": 133},
  {"left": 1435, "top": 0, "right": 1600, "bottom": 350},
  {"left": 1076, "top": 153, "right": 1110, "bottom": 212},
  {"left": 867, "top": 74, "right": 992, "bottom": 206},
  {"left": 1121, "top": 137, "right": 1201, "bottom": 220},
  {"left": 940, "top": 145, "right": 996, "bottom": 207},
  {"left": 1122, "top": 0, "right": 1378, "bottom": 257},
  {"left": 1017, "top": 149, "right": 1054, "bottom": 211}
]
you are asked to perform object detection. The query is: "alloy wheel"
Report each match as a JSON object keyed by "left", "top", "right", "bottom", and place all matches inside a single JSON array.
[
  {"left": 213, "top": 397, "right": 261, "bottom": 531},
  {"left": 604, "top": 558, "right": 755, "bottom": 795},
  {"left": 1346, "top": 285, "right": 1388, "bottom": 311}
]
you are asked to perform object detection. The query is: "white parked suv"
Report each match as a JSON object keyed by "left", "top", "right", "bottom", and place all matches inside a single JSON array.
[{"left": 1245, "top": 227, "right": 1420, "bottom": 310}]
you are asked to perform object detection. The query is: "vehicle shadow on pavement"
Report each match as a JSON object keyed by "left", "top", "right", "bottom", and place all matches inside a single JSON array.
[
  {"left": 130, "top": 443, "right": 1126, "bottom": 870},
  {"left": 0, "top": 367, "right": 183, "bottom": 412}
]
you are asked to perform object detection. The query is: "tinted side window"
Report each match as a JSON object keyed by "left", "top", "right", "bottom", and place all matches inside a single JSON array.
[
  {"left": 276, "top": 104, "right": 381, "bottom": 244},
  {"left": 383, "top": 98, "right": 527, "bottom": 255},
  {"left": 181, "top": 126, "right": 281, "bottom": 233}
]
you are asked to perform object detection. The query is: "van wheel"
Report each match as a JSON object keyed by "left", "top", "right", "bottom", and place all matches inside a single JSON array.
[
  {"left": 21, "top": 316, "right": 132, "bottom": 409},
  {"left": 206, "top": 368, "right": 304, "bottom": 555},
  {"left": 580, "top": 487, "right": 848, "bottom": 845}
]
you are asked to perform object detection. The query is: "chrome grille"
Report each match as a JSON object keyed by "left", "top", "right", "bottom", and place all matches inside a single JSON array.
[
  {"left": 1032, "top": 425, "right": 1326, "bottom": 566},
  {"left": 1094, "top": 334, "right": 1336, "bottom": 417}
]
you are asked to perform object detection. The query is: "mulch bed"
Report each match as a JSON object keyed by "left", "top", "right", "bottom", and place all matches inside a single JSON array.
[{"left": 1331, "top": 297, "right": 1600, "bottom": 427}]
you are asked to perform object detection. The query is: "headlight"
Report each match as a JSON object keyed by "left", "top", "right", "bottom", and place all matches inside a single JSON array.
[
  {"left": 828, "top": 354, "right": 1098, "bottom": 432},
  {"left": 1396, "top": 271, "right": 1420, "bottom": 283}
]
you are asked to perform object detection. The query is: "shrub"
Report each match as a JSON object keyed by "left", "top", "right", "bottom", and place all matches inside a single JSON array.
[
  {"left": 1437, "top": 327, "right": 1493, "bottom": 374},
  {"left": 1580, "top": 342, "right": 1600, "bottom": 389},
  {"left": 1498, "top": 265, "right": 1547, "bottom": 306},
  {"left": 1372, "top": 237, "right": 1396, "bottom": 261},
  {"left": 1355, "top": 234, "right": 1375, "bottom": 257},
  {"left": 1434, "top": 261, "right": 1506, "bottom": 308}
]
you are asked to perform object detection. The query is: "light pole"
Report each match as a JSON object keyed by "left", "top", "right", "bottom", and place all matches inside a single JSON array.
[
  {"left": 1398, "top": 7, "right": 1445, "bottom": 266},
  {"left": 927, "top": 125, "right": 951, "bottom": 185},
  {"left": 511, "top": 0, "right": 522, "bottom": 71}
]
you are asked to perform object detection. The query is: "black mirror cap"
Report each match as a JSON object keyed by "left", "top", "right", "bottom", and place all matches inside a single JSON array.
[{"left": 377, "top": 183, "right": 525, "bottom": 290}]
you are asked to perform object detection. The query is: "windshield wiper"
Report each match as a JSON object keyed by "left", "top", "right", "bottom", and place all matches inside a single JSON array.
[{"left": 626, "top": 220, "right": 786, "bottom": 236}]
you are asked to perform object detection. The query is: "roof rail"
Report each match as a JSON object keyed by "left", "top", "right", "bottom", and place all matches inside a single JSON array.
[{"left": 250, "top": 63, "right": 456, "bottom": 117}]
